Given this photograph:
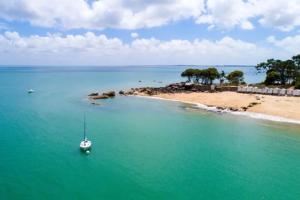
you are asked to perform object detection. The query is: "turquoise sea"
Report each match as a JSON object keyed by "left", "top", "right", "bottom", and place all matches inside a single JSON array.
[{"left": 0, "top": 66, "right": 300, "bottom": 200}]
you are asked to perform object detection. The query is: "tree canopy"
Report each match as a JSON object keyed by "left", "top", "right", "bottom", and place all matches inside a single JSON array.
[
  {"left": 181, "top": 68, "right": 194, "bottom": 82},
  {"left": 181, "top": 67, "right": 220, "bottom": 85},
  {"left": 256, "top": 54, "right": 300, "bottom": 85},
  {"left": 226, "top": 70, "right": 244, "bottom": 85}
]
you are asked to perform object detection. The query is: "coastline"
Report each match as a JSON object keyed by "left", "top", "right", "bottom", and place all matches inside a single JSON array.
[{"left": 135, "top": 92, "right": 300, "bottom": 125}]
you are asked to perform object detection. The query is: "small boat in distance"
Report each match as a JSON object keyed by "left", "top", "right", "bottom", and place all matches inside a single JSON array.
[
  {"left": 28, "top": 89, "right": 35, "bottom": 94},
  {"left": 80, "top": 114, "right": 92, "bottom": 151}
]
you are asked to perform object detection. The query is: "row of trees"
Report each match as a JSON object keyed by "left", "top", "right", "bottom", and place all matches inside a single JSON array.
[
  {"left": 256, "top": 54, "right": 300, "bottom": 88},
  {"left": 181, "top": 54, "right": 300, "bottom": 88},
  {"left": 181, "top": 67, "right": 244, "bottom": 85}
]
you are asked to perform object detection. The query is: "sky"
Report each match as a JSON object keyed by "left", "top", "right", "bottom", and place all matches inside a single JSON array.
[{"left": 0, "top": 0, "right": 300, "bottom": 66}]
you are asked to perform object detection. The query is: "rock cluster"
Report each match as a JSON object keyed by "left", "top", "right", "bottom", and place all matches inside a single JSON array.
[
  {"left": 88, "top": 91, "right": 116, "bottom": 100},
  {"left": 119, "top": 82, "right": 217, "bottom": 96}
]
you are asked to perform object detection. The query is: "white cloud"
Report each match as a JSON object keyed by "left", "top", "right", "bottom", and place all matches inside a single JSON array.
[
  {"left": 131, "top": 32, "right": 139, "bottom": 39},
  {"left": 196, "top": 0, "right": 256, "bottom": 30},
  {"left": 255, "top": 0, "right": 300, "bottom": 31},
  {"left": 0, "top": 0, "right": 299, "bottom": 31},
  {"left": 0, "top": 31, "right": 277, "bottom": 65},
  {"left": 0, "top": 0, "right": 204, "bottom": 30},
  {"left": 267, "top": 35, "right": 300, "bottom": 54},
  {"left": 197, "top": 0, "right": 300, "bottom": 31}
]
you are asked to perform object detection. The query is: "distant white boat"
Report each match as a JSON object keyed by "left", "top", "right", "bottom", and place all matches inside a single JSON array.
[
  {"left": 28, "top": 89, "right": 35, "bottom": 93},
  {"left": 80, "top": 114, "right": 92, "bottom": 151}
]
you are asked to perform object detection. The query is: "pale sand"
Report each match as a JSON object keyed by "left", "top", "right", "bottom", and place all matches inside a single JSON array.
[{"left": 146, "top": 92, "right": 300, "bottom": 121}]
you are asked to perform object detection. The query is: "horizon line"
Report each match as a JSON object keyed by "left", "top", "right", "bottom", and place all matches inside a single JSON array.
[{"left": 0, "top": 64, "right": 255, "bottom": 68}]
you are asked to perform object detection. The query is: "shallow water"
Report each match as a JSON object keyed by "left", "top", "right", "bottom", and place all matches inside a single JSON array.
[{"left": 0, "top": 66, "right": 299, "bottom": 200}]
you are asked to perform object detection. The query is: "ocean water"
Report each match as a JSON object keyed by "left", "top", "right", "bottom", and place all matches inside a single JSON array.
[{"left": 0, "top": 66, "right": 300, "bottom": 200}]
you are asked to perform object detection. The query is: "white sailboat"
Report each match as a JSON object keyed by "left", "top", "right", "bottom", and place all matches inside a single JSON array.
[
  {"left": 80, "top": 115, "right": 92, "bottom": 151},
  {"left": 28, "top": 89, "right": 35, "bottom": 94}
]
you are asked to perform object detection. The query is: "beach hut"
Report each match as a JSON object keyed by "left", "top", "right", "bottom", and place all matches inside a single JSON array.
[
  {"left": 287, "top": 89, "right": 293, "bottom": 96},
  {"left": 241, "top": 87, "right": 246, "bottom": 93},
  {"left": 246, "top": 87, "right": 253, "bottom": 93},
  {"left": 261, "top": 88, "right": 267, "bottom": 94},
  {"left": 279, "top": 88, "right": 286, "bottom": 96},
  {"left": 272, "top": 88, "right": 279, "bottom": 95},
  {"left": 257, "top": 88, "right": 263, "bottom": 94},
  {"left": 237, "top": 86, "right": 242, "bottom": 93},
  {"left": 293, "top": 89, "right": 300, "bottom": 97},
  {"left": 253, "top": 87, "right": 258, "bottom": 93},
  {"left": 267, "top": 88, "right": 273, "bottom": 95}
]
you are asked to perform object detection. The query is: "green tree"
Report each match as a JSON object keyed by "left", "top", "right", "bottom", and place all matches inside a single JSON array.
[
  {"left": 181, "top": 68, "right": 194, "bottom": 82},
  {"left": 181, "top": 67, "right": 220, "bottom": 85},
  {"left": 292, "top": 54, "right": 300, "bottom": 67},
  {"left": 264, "top": 70, "right": 281, "bottom": 85},
  {"left": 206, "top": 67, "right": 220, "bottom": 85},
  {"left": 226, "top": 70, "right": 244, "bottom": 85},
  {"left": 193, "top": 69, "right": 202, "bottom": 83},
  {"left": 295, "top": 73, "right": 300, "bottom": 89},
  {"left": 256, "top": 58, "right": 298, "bottom": 85}
]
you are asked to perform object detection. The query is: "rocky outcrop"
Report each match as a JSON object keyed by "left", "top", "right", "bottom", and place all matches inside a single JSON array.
[
  {"left": 119, "top": 90, "right": 125, "bottom": 95},
  {"left": 88, "top": 92, "right": 99, "bottom": 96},
  {"left": 90, "top": 95, "right": 109, "bottom": 100},
  {"left": 89, "top": 91, "right": 115, "bottom": 100},
  {"left": 103, "top": 91, "right": 116, "bottom": 97},
  {"left": 120, "top": 82, "right": 219, "bottom": 96}
]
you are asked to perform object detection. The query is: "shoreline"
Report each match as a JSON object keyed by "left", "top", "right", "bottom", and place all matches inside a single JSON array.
[
  {"left": 89, "top": 83, "right": 300, "bottom": 125},
  {"left": 135, "top": 94, "right": 300, "bottom": 125}
]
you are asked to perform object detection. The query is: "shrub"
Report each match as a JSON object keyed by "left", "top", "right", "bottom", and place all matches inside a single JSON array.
[{"left": 226, "top": 70, "right": 244, "bottom": 85}]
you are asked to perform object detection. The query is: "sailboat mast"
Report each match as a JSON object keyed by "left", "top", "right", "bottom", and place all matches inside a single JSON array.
[{"left": 83, "top": 114, "right": 86, "bottom": 140}]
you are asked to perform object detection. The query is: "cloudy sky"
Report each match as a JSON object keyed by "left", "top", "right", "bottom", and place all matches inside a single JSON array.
[{"left": 0, "top": 0, "right": 300, "bottom": 65}]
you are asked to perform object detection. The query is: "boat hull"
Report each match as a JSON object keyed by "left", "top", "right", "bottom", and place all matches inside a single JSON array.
[{"left": 80, "top": 140, "right": 92, "bottom": 151}]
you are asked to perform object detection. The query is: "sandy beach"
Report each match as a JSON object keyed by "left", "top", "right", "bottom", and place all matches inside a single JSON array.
[{"left": 143, "top": 92, "right": 300, "bottom": 121}]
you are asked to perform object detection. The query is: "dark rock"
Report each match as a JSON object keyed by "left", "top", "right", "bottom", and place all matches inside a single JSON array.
[
  {"left": 119, "top": 90, "right": 125, "bottom": 95},
  {"left": 241, "top": 106, "right": 248, "bottom": 111},
  {"left": 103, "top": 91, "right": 115, "bottom": 97},
  {"left": 88, "top": 92, "right": 99, "bottom": 96},
  {"left": 229, "top": 107, "right": 239, "bottom": 111},
  {"left": 216, "top": 106, "right": 226, "bottom": 110},
  {"left": 91, "top": 95, "right": 109, "bottom": 100},
  {"left": 248, "top": 102, "right": 260, "bottom": 107}
]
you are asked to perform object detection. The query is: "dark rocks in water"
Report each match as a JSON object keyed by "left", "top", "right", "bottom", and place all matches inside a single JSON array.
[
  {"left": 88, "top": 92, "right": 99, "bottom": 96},
  {"left": 119, "top": 90, "right": 125, "bottom": 95},
  {"left": 89, "top": 90, "right": 116, "bottom": 100},
  {"left": 127, "top": 90, "right": 134, "bottom": 95},
  {"left": 241, "top": 106, "right": 248, "bottom": 111},
  {"left": 229, "top": 107, "right": 239, "bottom": 111},
  {"left": 103, "top": 91, "right": 115, "bottom": 97},
  {"left": 138, "top": 80, "right": 142, "bottom": 82},
  {"left": 91, "top": 95, "right": 109, "bottom": 100},
  {"left": 216, "top": 106, "right": 226, "bottom": 110},
  {"left": 91, "top": 102, "right": 101, "bottom": 106}
]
